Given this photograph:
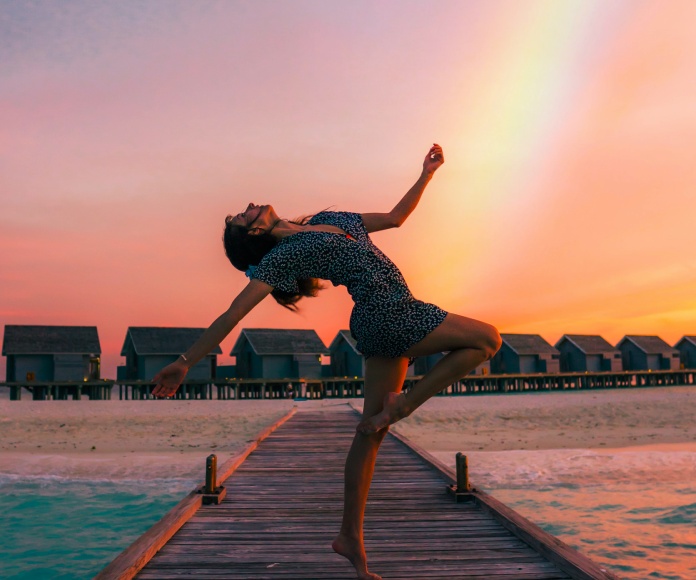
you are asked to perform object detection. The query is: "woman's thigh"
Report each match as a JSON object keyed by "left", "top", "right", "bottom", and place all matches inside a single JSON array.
[
  {"left": 402, "top": 313, "right": 498, "bottom": 358},
  {"left": 361, "top": 357, "right": 410, "bottom": 419}
]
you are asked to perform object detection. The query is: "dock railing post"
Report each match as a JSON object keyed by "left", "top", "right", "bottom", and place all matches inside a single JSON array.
[
  {"left": 205, "top": 454, "right": 216, "bottom": 494},
  {"left": 447, "top": 452, "right": 473, "bottom": 502},
  {"left": 197, "top": 454, "right": 227, "bottom": 505},
  {"left": 456, "top": 452, "right": 470, "bottom": 492}
]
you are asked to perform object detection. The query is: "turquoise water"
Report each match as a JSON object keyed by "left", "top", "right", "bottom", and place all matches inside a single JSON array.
[{"left": 0, "top": 476, "right": 195, "bottom": 580}]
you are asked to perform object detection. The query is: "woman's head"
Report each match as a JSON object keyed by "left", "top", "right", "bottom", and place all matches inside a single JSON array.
[
  {"left": 223, "top": 203, "right": 279, "bottom": 271},
  {"left": 222, "top": 203, "right": 323, "bottom": 310}
]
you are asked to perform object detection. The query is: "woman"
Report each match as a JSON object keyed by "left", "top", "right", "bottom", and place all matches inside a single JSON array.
[{"left": 152, "top": 144, "right": 501, "bottom": 580}]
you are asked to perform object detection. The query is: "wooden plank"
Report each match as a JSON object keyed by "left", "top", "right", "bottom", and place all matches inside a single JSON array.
[
  {"left": 94, "top": 406, "right": 298, "bottom": 580},
  {"left": 214, "top": 407, "right": 298, "bottom": 487},
  {"left": 137, "top": 567, "right": 569, "bottom": 580}
]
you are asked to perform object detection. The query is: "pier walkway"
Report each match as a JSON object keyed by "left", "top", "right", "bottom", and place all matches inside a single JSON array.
[{"left": 97, "top": 406, "right": 617, "bottom": 580}]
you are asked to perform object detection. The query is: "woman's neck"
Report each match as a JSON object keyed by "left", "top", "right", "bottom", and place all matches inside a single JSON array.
[
  {"left": 270, "top": 219, "right": 303, "bottom": 239},
  {"left": 271, "top": 220, "right": 345, "bottom": 239}
]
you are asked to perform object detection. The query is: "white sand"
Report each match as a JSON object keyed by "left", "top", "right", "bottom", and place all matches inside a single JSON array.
[
  {"left": 0, "top": 399, "right": 295, "bottom": 480},
  {"left": 2, "top": 387, "right": 695, "bottom": 482},
  {"left": 388, "top": 386, "right": 696, "bottom": 453}
]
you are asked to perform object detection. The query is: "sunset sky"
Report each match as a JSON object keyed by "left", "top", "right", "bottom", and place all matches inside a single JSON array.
[{"left": 2, "top": 0, "right": 696, "bottom": 377}]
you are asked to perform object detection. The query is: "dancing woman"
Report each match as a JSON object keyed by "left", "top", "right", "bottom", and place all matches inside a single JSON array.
[{"left": 152, "top": 144, "right": 501, "bottom": 580}]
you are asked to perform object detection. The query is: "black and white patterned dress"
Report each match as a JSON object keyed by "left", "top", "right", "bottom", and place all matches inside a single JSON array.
[{"left": 251, "top": 211, "right": 448, "bottom": 363}]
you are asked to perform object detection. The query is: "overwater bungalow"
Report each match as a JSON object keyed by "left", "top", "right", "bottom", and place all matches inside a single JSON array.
[
  {"left": 555, "top": 334, "right": 623, "bottom": 372},
  {"left": 231, "top": 328, "right": 328, "bottom": 379},
  {"left": 329, "top": 330, "right": 365, "bottom": 377},
  {"left": 490, "top": 334, "right": 560, "bottom": 374},
  {"left": 119, "top": 327, "right": 222, "bottom": 380},
  {"left": 328, "top": 329, "right": 416, "bottom": 377},
  {"left": 413, "top": 353, "right": 489, "bottom": 376},
  {"left": 674, "top": 336, "right": 696, "bottom": 369},
  {"left": 2, "top": 325, "right": 101, "bottom": 382},
  {"left": 617, "top": 335, "right": 680, "bottom": 371},
  {"left": 216, "top": 364, "right": 237, "bottom": 379},
  {"left": 471, "top": 359, "right": 491, "bottom": 375},
  {"left": 413, "top": 352, "right": 445, "bottom": 375}
]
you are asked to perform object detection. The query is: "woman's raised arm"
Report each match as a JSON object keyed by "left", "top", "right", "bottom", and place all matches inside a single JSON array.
[
  {"left": 152, "top": 279, "right": 273, "bottom": 398},
  {"left": 361, "top": 144, "right": 444, "bottom": 233}
]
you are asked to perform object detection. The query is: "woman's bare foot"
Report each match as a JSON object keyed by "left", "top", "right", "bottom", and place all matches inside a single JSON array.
[
  {"left": 356, "top": 392, "right": 410, "bottom": 434},
  {"left": 332, "top": 533, "right": 382, "bottom": 579}
]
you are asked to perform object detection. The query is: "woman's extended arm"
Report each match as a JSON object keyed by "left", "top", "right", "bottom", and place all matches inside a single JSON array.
[
  {"left": 151, "top": 279, "right": 273, "bottom": 398},
  {"left": 362, "top": 143, "right": 444, "bottom": 233}
]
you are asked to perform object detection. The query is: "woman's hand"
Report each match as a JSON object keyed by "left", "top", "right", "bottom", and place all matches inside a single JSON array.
[
  {"left": 423, "top": 143, "right": 444, "bottom": 175},
  {"left": 152, "top": 360, "right": 188, "bottom": 398}
]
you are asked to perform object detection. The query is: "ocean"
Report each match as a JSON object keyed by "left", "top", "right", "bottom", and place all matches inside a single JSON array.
[
  {"left": 1, "top": 447, "right": 695, "bottom": 579},
  {"left": 0, "top": 476, "right": 195, "bottom": 580}
]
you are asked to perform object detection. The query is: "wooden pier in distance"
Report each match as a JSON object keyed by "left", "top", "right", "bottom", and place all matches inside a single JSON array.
[
  {"left": 96, "top": 406, "right": 618, "bottom": 580},
  {"left": 2, "top": 368, "right": 694, "bottom": 401}
]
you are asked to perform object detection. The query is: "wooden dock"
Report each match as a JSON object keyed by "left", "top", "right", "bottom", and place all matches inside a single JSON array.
[
  {"left": 96, "top": 406, "right": 618, "bottom": 580},
  {"left": 3, "top": 368, "right": 694, "bottom": 401}
]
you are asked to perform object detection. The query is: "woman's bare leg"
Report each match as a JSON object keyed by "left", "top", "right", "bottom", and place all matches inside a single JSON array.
[
  {"left": 357, "top": 314, "right": 501, "bottom": 434},
  {"left": 333, "top": 356, "right": 409, "bottom": 580}
]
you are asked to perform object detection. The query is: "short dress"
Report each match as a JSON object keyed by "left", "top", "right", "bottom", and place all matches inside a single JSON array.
[{"left": 251, "top": 211, "right": 448, "bottom": 363}]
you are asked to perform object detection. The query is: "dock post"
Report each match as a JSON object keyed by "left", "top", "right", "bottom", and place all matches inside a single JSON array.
[
  {"left": 447, "top": 452, "right": 473, "bottom": 502},
  {"left": 205, "top": 454, "right": 216, "bottom": 494},
  {"left": 456, "top": 452, "right": 470, "bottom": 491},
  {"left": 198, "top": 454, "right": 226, "bottom": 505}
]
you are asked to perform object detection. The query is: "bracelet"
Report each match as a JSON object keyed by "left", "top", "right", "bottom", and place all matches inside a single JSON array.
[{"left": 180, "top": 354, "right": 188, "bottom": 363}]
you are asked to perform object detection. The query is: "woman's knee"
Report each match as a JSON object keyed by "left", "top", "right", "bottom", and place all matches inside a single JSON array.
[
  {"left": 481, "top": 324, "right": 502, "bottom": 360},
  {"left": 358, "top": 428, "right": 389, "bottom": 443}
]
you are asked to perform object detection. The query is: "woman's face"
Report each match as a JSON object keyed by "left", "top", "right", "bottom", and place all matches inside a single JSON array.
[{"left": 229, "top": 203, "right": 273, "bottom": 230}]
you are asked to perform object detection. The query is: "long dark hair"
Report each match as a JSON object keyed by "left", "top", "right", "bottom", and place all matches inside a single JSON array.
[{"left": 222, "top": 214, "right": 323, "bottom": 311}]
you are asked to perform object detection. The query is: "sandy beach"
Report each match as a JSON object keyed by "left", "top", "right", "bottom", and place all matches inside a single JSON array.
[
  {"left": 0, "top": 398, "right": 295, "bottom": 480},
  {"left": 389, "top": 386, "right": 696, "bottom": 453},
  {"left": 1, "top": 386, "right": 694, "bottom": 481}
]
